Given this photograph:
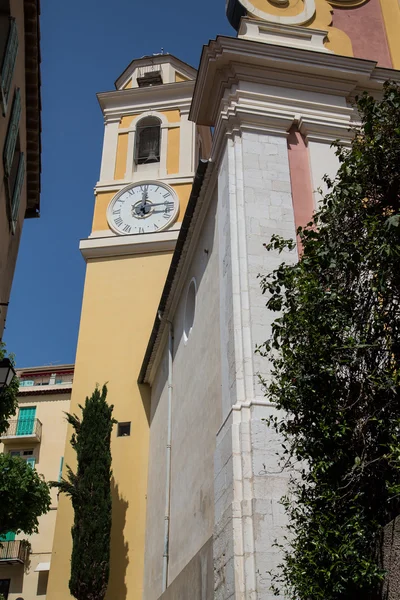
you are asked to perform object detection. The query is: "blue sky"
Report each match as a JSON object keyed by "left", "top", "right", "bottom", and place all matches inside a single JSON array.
[{"left": 4, "top": 0, "right": 234, "bottom": 367}]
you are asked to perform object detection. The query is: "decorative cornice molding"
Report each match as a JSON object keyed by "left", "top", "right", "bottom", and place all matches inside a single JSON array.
[
  {"left": 79, "top": 226, "right": 181, "bottom": 261},
  {"left": 98, "top": 81, "right": 195, "bottom": 120},
  {"left": 94, "top": 175, "right": 195, "bottom": 195},
  {"left": 190, "top": 35, "right": 400, "bottom": 130}
]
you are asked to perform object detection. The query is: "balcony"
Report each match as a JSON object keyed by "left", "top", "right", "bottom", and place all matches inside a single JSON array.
[
  {"left": 0, "top": 418, "right": 42, "bottom": 444},
  {"left": 0, "top": 541, "right": 29, "bottom": 565}
]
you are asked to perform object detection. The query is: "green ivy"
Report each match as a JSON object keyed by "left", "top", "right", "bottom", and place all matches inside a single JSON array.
[{"left": 258, "top": 82, "right": 400, "bottom": 599}]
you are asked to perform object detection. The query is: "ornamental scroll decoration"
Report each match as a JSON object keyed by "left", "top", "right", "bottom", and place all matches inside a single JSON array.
[{"left": 226, "top": 0, "right": 368, "bottom": 55}]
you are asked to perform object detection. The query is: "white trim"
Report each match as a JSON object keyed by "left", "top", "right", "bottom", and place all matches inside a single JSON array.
[
  {"left": 238, "top": 19, "right": 332, "bottom": 53},
  {"left": 35, "top": 562, "right": 51, "bottom": 572},
  {"left": 99, "top": 118, "right": 120, "bottom": 182},
  {"left": 80, "top": 225, "right": 181, "bottom": 261},
  {"left": 95, "top": 174, "right": 195, "bottom": 194}
]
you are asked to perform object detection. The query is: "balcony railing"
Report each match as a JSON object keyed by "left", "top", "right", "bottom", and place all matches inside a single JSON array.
[
  {"left": 0, "top": 541, "right": 29, "bottom": 565},
  {"left": 0, "top": 418, "right": 42, "bottom": 443}
]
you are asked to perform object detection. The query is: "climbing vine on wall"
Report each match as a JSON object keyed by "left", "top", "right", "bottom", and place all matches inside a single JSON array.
[{"left": 258, "top": 82, "right": 400, "bottom": 599}]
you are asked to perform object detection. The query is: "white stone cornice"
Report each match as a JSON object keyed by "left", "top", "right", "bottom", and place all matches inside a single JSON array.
[
  {"left": 97, "top": 81, "right": 195, "bottom": 119},
  {"left": 80, "top": 226, "right": 181, "bottom": 261},
  {"left": 190, "top": 36, "right": 400, "bottom": 128},
  {"left": 94, "top": 174, "right": 195, "bottom": 194}
]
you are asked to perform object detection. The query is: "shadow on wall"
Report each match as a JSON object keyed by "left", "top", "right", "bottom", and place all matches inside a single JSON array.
[
  {"left": 139, "top": 382, "right": 151, "bottom": 427},
  {"left": 37, "top": 571, "right": 49, "bottom": 595},
  {"left": 106, "top": 479, "right": 129, "bottom": 600},
  {"left": 9, "top": 565, "right": 23, "bottom": 594}
]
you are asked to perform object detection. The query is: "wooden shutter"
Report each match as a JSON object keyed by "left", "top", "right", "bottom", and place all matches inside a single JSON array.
[
  {"left": 1, "top": 18, "right": 18, "bottom": 114},
  {"left": 3, "top": 88, "right": 21, "bottom": 176},
  {"left": 16, "top": 406, "right": 36, "bottom": 436},
  {"left": 11, "top": 152, "right": 25, "bottom": 229},
  {"left": 26, "top": 456, "right": 36, "bottom": 469}
]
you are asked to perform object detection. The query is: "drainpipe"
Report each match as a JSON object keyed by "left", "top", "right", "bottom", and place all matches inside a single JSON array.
[{"left": 162, "top": 321, "right": 173, "bottom": 592}]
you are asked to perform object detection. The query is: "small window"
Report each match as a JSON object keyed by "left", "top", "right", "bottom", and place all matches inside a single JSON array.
[
  {"left": 117, "top": 422, "right": 131, "bottom": 437},
  {"left": 135, "top": 117, "right": 161, "bottom": 164},
  {"left": 184, "top": 279, "right": 196, "bottom": 343},
  {"left": 0, "top": 578, "right": 11, "bottom": 599}
]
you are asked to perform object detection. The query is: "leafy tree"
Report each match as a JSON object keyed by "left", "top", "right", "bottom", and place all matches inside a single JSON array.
[
  {"left": 52, "top": 385, "right": 116, "bottom": 600},
  {"left": 0, "top": 453, "right": 51, "bottom": 536},
  {"left": 258, "top": 82, "right": 400, "bottom": 599},
  {"left": 0, "top": 344, "right": 51, "bottom": 537}
]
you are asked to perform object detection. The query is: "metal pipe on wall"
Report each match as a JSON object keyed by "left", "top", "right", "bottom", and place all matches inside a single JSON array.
[{"left": 162, "top": 322, "right": 174, "bottom": 592}]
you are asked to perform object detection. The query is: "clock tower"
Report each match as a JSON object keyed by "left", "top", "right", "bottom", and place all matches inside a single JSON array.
[{"left": 47, "top": 54, "right": 211, "bottom": 600}]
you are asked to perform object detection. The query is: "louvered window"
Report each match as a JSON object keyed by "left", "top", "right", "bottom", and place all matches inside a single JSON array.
[
  {"left": 11, "top": 152, "right": 24, "bottom": 230},
  {"left": 1, "top": 18, "right": 18, "bottom": 115},
  {"left": 3, "top": 88, "right": 21, "bottom": 177},
  {"left": 135, "top": 117, "right": 161, "bottom": 164}
]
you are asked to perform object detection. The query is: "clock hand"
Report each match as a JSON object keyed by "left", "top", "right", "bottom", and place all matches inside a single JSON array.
[{"left": 139, "top": 191, "right": 149, "bottom": 215}]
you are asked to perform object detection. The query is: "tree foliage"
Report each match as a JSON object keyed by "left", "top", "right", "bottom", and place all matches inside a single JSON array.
[
  {"left": 258, "top": 82, "right": 400, "bottom": 599},
  {"left": 0, "top": 453, "right": 51, "bottom": 537},
  {"left": 0, "top": 343, "right": 51, "bottom": 537},
  {"left": 52, "top": 385, "right": 116, "bottom": 600}
]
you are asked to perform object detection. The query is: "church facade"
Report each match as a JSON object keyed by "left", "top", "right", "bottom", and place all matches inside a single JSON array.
[{"left": 48, "top": 1, "right": 400, "bottom": 599}]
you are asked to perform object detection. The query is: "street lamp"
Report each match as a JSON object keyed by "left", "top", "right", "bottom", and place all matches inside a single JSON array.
[{"left": 0, "top": 358, "right": 16, "bottom": 389}]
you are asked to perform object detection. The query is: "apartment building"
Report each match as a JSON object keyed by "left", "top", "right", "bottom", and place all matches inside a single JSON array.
[
  {"left": 0, "top": 364, "right": 73, "bottom": 600},
  {"left": 0, "top": 0, "right": 41, "bottom": 337}
]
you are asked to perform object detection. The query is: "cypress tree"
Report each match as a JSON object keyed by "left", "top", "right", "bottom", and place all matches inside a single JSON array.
[{"left": 53, "top": 385, "right": 115, "bottom": 600}]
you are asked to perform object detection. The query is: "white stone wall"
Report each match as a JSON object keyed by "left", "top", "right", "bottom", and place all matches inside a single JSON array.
[
  {"left": 214, "top": 130, "right": 298, "bottom": 599},
  {"left": 143, "top": 190, "right": 222, "bottom": 599}
]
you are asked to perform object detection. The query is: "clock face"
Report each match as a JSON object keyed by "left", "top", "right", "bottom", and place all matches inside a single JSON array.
[{"left": 107, "top": 181, "right": 179, "bottom": 236}]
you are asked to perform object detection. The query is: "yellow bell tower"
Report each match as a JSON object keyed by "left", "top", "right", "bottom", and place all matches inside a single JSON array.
[{"left": 47, "top": 53, "right": 211, "bottom": 600}]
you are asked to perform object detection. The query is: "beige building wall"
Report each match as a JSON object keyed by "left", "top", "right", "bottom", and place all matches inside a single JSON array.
[
  {"left": 0, "top": 367, "right": 73, "bottom": 600},
  {"left": 0, "top": 0, "right": 41, "bottom": 337}
]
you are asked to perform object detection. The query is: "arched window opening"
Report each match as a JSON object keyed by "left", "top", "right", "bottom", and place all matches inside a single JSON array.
[{"left": 135, "top": 117, "right": 161, "bottom": 164}]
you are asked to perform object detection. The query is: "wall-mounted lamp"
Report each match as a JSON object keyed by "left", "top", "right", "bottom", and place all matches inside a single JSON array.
[{"left": 0, "top": 358, "right": 16, "bottom": 389}]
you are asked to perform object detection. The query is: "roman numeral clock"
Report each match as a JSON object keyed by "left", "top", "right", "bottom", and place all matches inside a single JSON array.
[{"left": 106, "top": 181, "right": 179, "bottom": 236}]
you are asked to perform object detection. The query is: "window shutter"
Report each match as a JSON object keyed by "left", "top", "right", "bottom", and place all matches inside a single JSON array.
[
  {"left": 3, "top": 88, "right": 21, "bottom": 177},
  {"left": 26, "top": 457, "right": 36, "bottom": 469},
  {"left": 1, "top": 18, "right": 18, "bottom": 114},
  {"left": 11, "top": 152, "right": 25, "bottom": 228}
]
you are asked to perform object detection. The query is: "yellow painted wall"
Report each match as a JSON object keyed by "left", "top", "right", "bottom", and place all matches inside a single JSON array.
[
  {"left": 46, "top": 252, "right": 174, "bottom": 600},
  {"left": 0, "top": 391, "right": 71, "bottom": 600},
  {"left": 122, "top": 79, "right": 133, "bottom": 89},
  {"left": 167, "top": 127, "right": 180, "bottom": 175},
  {"left": 92, "top": 191, "right": 114, "bottom": 232},
  {"left": 120, "top": 114, "right": 138, "bottom": 128},
  {"left": 175, "top": 72, "right": 190, "bottom": 83},
  {"left": 119, "top": 110, "right": 181, "bottom": 130},
  {"left": 379, "top": 0, "right": 400, "bottom": 69},
  {"left": 114, "top": 133, "right": 129, "bottom": 180}
]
